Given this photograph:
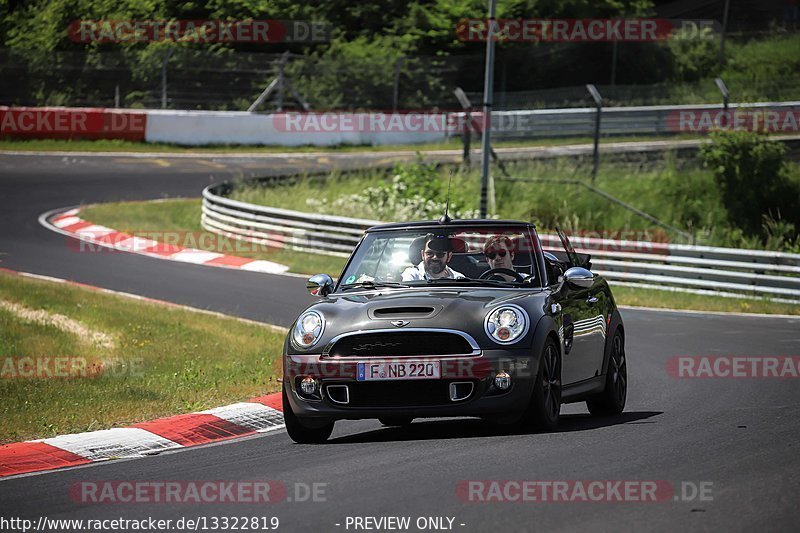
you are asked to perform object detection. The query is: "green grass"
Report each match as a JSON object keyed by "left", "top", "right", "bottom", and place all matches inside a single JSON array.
[
  {"left": 80, "top": 197, "right": 798, "bottom": 316},
  {"left": 0, "top": 270, "right": 286, "bottom": 444},
  {"left": 0, "top": 134, "right": 709, "bottom": 154},
  {"left": 721, "top": 35, "right": 800, "bottom": 102},
  {"left": 227, "top": 155, "right": 800, "bottom": 251}
]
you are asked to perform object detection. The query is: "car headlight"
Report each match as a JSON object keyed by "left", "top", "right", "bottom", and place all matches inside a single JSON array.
[
  {"left": 292, "top": 311, "right": 325, "bottom": 349},
  {"left": 484, "top": 305, "right": 529, "bottom": 345}
]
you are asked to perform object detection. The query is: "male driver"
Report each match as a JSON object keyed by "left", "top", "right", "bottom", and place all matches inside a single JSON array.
[
  {"left": 483, "top": 234, "right": 527, "bottom": 281},
  {"left": 402, "top": 233, "right": 465, "bottom": 281}
]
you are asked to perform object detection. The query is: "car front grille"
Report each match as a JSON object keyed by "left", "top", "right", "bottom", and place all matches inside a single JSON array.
[{"left": 326, "top": 331, "right": 475, "bottom": 358}]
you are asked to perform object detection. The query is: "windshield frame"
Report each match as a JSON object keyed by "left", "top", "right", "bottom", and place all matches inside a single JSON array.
[{"left": 333, "top": 223, "right": 545, "bottom": 293}]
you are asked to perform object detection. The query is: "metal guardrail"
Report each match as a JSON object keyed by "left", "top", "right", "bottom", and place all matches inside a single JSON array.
[
  {"left": 202, "top": 184, "right": 381, "bottom": 258},
  {"left": 202, "top": 182, "right": 800, "bottom": 302},
  {"left": 475, "top": 101, "right": 800, "bottom": 139}
]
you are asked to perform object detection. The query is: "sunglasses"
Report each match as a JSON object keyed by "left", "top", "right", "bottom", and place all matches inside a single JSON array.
[
  {"left": 485, "top": 249, "right": 508, "bottom": 260},
  {"left": 424, "top": 250, "right": 447, "bottom": 259}
]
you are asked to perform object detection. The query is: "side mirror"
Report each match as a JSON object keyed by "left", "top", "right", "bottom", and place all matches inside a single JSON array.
[
  {"left": 307, "top": 274, "right": 334, "bottom": 297},
  {"left": 563, "top": 267, "right": 594, "bottom": 289}
]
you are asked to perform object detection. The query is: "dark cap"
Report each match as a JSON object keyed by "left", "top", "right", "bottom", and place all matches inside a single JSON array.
[{"left": 425, "top": 233, "right": 453, "bottom": 252}]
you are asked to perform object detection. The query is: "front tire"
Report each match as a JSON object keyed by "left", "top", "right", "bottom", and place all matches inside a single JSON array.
[
  {"left": 586, "top": 330, "right": 627, "bottom": 416},
  {"left": 523, "top": 338, "right": 562, "bottom": 430},
  {"left": 282, "top": 385, "right": 335, "bottom": 444}
]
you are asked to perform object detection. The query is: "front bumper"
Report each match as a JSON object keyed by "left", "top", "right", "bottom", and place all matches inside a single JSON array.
[{"left": 283, "top": 348, "right": 538, "bottom": 420}]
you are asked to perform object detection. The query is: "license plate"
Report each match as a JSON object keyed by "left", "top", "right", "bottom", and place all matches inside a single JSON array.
[{"left": 357, "top": 360, "right": 440, "bottom": 381}]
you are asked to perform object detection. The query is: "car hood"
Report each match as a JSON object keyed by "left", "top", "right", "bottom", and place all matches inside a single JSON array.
[{"left": 287, "top": 287, "right": 551, "bottom": 353}]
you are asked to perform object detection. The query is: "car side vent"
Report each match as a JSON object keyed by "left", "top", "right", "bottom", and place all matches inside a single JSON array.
[{"left": 372, "top": 307, "right": 436, "bottom": 318}]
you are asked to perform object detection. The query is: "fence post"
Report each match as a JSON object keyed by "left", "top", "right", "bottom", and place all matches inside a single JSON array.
[
  {"left": 462, "top": 120, "right": 471, "bottom": 166},
  {"left": 276, "top": 52, "right": 289, "bottom": 112},
  {"left": 715, "top": 78, "right": 729, "bottom": 128},
  {"left": 718, "top": 0, "right": 731, "bottom": 71},
  {"left": 454, "top": 87, "right": 509, "bottom": 177},
  {"left": 161, "top": 48, "right": 173, "bottom": 109},
  {"left": 454, "top": 88, "right": 472, "bottom": 166},
  {"left": 586, "top": 84, "right": 603, "bottom": 182},
  {"left": 610, "top": 39, "right": 618, "bottom": 87},
  {"left": 392, "top": 58, "right": 404, "bottom": 111},
  {"left": 480, "top": 0, "right": 498, "bottom": 218}
]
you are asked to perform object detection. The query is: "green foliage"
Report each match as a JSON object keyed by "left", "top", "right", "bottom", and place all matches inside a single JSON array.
[
  {"left": 285, "top": 35, "right": 411, "bottom": 110},
  {"left": 722, "top": 34, "right": 800, "bottom": 84},
  {"left": 228, "top": 153, "right": 800, "bottom": 252},
  {"left": 3, "top": 1, "right": 800, "bottom": 108},
  {"left": 699, "top": 131, "right": 799, "bottom": 239},
  {"left": 307, "top": 160, "right": 482, "bottom": 221},
  {"left": 667, "top": 27, "right": 719, "bottom": 82}
]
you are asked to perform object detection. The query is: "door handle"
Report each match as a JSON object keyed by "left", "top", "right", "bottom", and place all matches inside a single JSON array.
[{"left": 587, "top": 296, "right": 599, "bottom": 305}]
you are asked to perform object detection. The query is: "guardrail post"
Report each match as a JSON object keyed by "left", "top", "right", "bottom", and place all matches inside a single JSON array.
[{"left": 586, "top": 84, "right": 603, "bottom": 182}]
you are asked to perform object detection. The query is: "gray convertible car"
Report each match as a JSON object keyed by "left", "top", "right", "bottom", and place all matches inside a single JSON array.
[{"left": 282, "top": 219, "right": 627, "bottom": 443}]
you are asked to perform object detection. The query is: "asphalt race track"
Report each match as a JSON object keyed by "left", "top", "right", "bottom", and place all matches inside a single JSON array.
[{"left": 1, "top": 151, "right": 799, "bottom": 532}]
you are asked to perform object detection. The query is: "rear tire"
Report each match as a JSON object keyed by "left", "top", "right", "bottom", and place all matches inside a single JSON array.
[
  {"left": 282, "top": 385, "right": 335, "bottom": 444},
  {"left": 522, "top": 338, "right": 561, "bottom": 430},
  {"left": 378, "top": 416, "right": 414, "bottom": 427},
  {"left": 586, "top": 330, "right": 627, "bottom": 416}
]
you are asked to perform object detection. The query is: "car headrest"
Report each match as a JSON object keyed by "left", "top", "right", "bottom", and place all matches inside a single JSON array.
[
  {"left": 451, "top": 238, "right": 467, "bottom": 253},
  {"left": 408, "top": 236, "right": 427, "bottom": 264},
  {"left": 510, "top": 236, "right": 532, "bottom": 267}
]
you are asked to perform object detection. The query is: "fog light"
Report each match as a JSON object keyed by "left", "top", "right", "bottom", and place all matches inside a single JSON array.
[
  {"left": 497, "top": 327, "right": 511, "bottom": 341},
  {"left": 494, "top": 371, "right": 512, "bottom": 390},
  {"left": 300, "top": 376, "right": 318, "bottom": 395}
]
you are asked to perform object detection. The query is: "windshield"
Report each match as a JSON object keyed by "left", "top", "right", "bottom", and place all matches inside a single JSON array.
[{"left": 337, "top": 225, "right": 540, "bottom": 290}]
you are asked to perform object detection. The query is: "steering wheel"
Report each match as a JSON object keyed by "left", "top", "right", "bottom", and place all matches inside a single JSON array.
[{"left": 479, "top": 268, "right": 526, "bottom": 283}]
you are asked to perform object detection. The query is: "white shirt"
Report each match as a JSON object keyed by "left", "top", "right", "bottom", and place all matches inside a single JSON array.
[{"left": 402, "top": 262, "right": 465, "bottom": 281}]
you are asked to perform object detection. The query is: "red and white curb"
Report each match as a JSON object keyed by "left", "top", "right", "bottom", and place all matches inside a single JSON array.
[
  {"left": 0, "top": 393, "right": 283, "bottom": 479},
  {"left": 40, "top": 207, "right": 289, "bottom": 275}
]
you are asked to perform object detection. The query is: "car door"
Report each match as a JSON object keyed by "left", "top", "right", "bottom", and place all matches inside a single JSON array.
[{"left": 553, "top": 228, "right": 607, "bottom": 384}]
